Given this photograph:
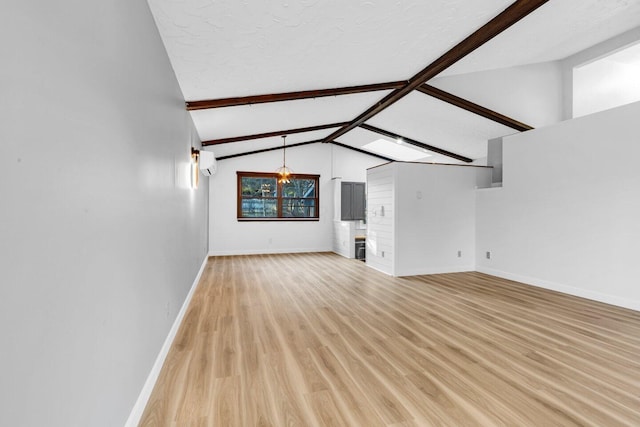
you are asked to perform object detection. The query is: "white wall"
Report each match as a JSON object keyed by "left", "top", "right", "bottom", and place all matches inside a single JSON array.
[
  {"left": 366, "top": 164, "right": 396, "bottom": 275},
  {"left": 395, "top": 164, "right": 489, "bottom": 276},
  {"left": 0, "top": 2, "right": 209, "bottom": 426},
  {"left": 333, "top": 219, "right": 356, "bottom": 258},
  {"left": 431, "top": 61, "right": 564, "bottom": 128},
  {"left": 209, "top": 143, "right": 383, "bottom": 255},
  {"left": 366, "top": 162, "right": 489, "bottom": 277},
  {"left": 476, "top": 101, "right": 640, "bottom": 311}
]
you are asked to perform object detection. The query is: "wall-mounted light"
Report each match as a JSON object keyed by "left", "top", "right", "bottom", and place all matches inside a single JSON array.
[{"left": 191, "top": 147, "right": 200, "bottom": 189}]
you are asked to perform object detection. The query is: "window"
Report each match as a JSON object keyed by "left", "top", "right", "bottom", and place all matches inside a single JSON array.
[
  {"left": 237, "top": 172, "right": 319, "bottom": 221},
  {"left": 573, "top": 41, "right": 640, "bottom": 118}
]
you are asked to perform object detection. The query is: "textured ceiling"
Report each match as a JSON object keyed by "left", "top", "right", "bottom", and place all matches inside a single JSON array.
[
  {"left": 444, "top": 0, "right": 640, "bottom": 76},
  {"left": 147, "top": 0, "right": 512, "bottom": 99},
  {"left": 147, "top": 0, "right": 640, "bottom": 163}
]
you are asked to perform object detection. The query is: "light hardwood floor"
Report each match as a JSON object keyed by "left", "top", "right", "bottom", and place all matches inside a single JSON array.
[{"left": 140, "top": 252, "right": 640, "bottom": 426}]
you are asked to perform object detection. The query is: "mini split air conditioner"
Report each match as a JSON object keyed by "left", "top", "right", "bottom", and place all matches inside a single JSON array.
[{"left": 199, "top": 150, "right": 217, "bottom": 176}]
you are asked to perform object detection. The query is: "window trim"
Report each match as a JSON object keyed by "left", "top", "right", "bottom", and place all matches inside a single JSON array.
[{"left": 236, "top": 171, "right": 320, "bottom": 221}]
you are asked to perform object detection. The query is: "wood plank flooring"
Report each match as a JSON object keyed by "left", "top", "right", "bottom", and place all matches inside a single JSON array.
[{"left": 139, "top": 252, "right": 640, "bottom": 426}]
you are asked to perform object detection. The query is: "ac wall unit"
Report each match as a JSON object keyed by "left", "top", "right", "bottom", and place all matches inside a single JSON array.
[{"left": 199, "top": 150, "right": 217, "bottom": 176}]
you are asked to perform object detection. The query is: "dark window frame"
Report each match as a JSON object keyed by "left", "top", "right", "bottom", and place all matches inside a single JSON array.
[{"left": 236, "top": 171, "right": 320, "bottom": 221}]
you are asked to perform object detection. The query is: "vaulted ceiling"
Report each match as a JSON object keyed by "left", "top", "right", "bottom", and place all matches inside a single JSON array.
[{"left": 147, "top": 0, "right": 640, "bottom": 164}]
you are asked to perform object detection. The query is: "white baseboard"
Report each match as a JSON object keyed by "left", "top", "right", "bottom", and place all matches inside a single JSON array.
[
  {"left": 365, "top": 261, "right": 393, "bottom": 276},
  {"left": 477, "top": 266, "right": 640, "bottom": 312},
  {"left": 395, "top": 265, "right": 475, "bottom": 277},
  {"left": 208, "top": 247, "right": 332, "bottom": 256},
  {"left": 332, "top": 249, "right": 354, "bottom": 259},
  {"left": 125, "top": 255, "right": 208, "bottom": 427}
]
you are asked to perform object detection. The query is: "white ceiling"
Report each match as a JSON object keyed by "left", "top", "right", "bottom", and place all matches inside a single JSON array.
[
  {"left": 368, "top": 92, "right": 518, "bottom": 160},
  {"left": 444, "top": 0, "right": 640, "bottom": 76},
  {"left": 147, "top": 0, "right": 513, "bottom": 99},
  {"left": 147, "top": 0, "right": 640, "bottom": 163}
]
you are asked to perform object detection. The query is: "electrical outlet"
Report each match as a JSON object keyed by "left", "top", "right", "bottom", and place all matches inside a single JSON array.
[
  {"left": 381, "top": 251, "right": 385, "bottom": 258},
  {"left": 486, "top": 251, "right": 491, "bottom": 259},
  {"left": 268, "top": 237, "right": 273, "bottom": 244},
  {"left": 166, "top": 302, "right": 171, "bottom": 318},
  {"left": 457, "top": 250, "right": 462, "bottom": 258}
]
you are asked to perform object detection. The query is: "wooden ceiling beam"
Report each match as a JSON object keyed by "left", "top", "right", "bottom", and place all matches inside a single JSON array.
[
  {"left": 216, "top": 140, "right": 321, "bottom": 161},
  {"left": 213, "top": 137, "right": 447, "bottom": 164},
  {"left": 202, "top": 122, "right": 348, "bottom": 146},
  {"left": 417, "top": 84, "right": 533, "bottom": 131},
  {"left": 331, "top": 141, "right": 394, "bottom": 163},
  {"left": 322, "top": 0, "right": 548, "bottom": 143},
  {"left": 217, "top": 140, "right": 396, "bottom": 163},
  {"left": 359, "top": 124, "right": 472, "bottom": 163},
  {"left": 187, "top": 79, "right": 532, "bottom": 133},
  {"left": 186, "top": 81, "right": 406, "bottom": 110}
]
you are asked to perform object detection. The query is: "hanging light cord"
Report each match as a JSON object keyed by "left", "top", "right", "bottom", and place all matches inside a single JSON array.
[
  {"left": 277, "top": 135, "right": 292, "bottom": 184},
  {"left": 282, "top": 135, "right": 286, "bottom": 167}
]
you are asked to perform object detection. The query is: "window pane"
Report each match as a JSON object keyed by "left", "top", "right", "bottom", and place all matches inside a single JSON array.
[
  {"left": 241, "top": 198, "right": 278, "bottom": 217},
  {"left": 282, "top": 179, "right": 316, "bottom": 198},
  {"left": 238, "top": 172, "right": 319, "bottom": 220},
  {"left": 281, "top": 198, "right": 316, "bottom": 218},
  {"left": 241, "top": 177, "right": 276, "bottom": 197}
]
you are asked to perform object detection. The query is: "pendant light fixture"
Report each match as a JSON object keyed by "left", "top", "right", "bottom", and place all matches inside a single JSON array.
[{"left": 276, "top": 135, "right": 292, "bottom": 184}]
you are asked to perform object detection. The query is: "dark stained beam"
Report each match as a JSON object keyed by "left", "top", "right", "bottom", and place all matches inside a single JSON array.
[
  {"left": 217, "top": 140, "right": 321, "bottom": 161},
  {"left": 331, "top": 141, "right": 394, "bottom": 163},
  {"left": 323, "top": 0, "right": 548, "bottom": 143},
  {"left": 186, "top": 81, "right": 407, "bottom": 110},
  {"left": 417, "top": 84, "right": 533, "bottom": 131},
  {"left": 202, "top": 122, "right": 349, "bottom": 146},
  {"left": 359, "top": 124, "right": 472, "bottom": 163},
  {"left": 213, "top": 139, "right": 394, "bottom": 162}
]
